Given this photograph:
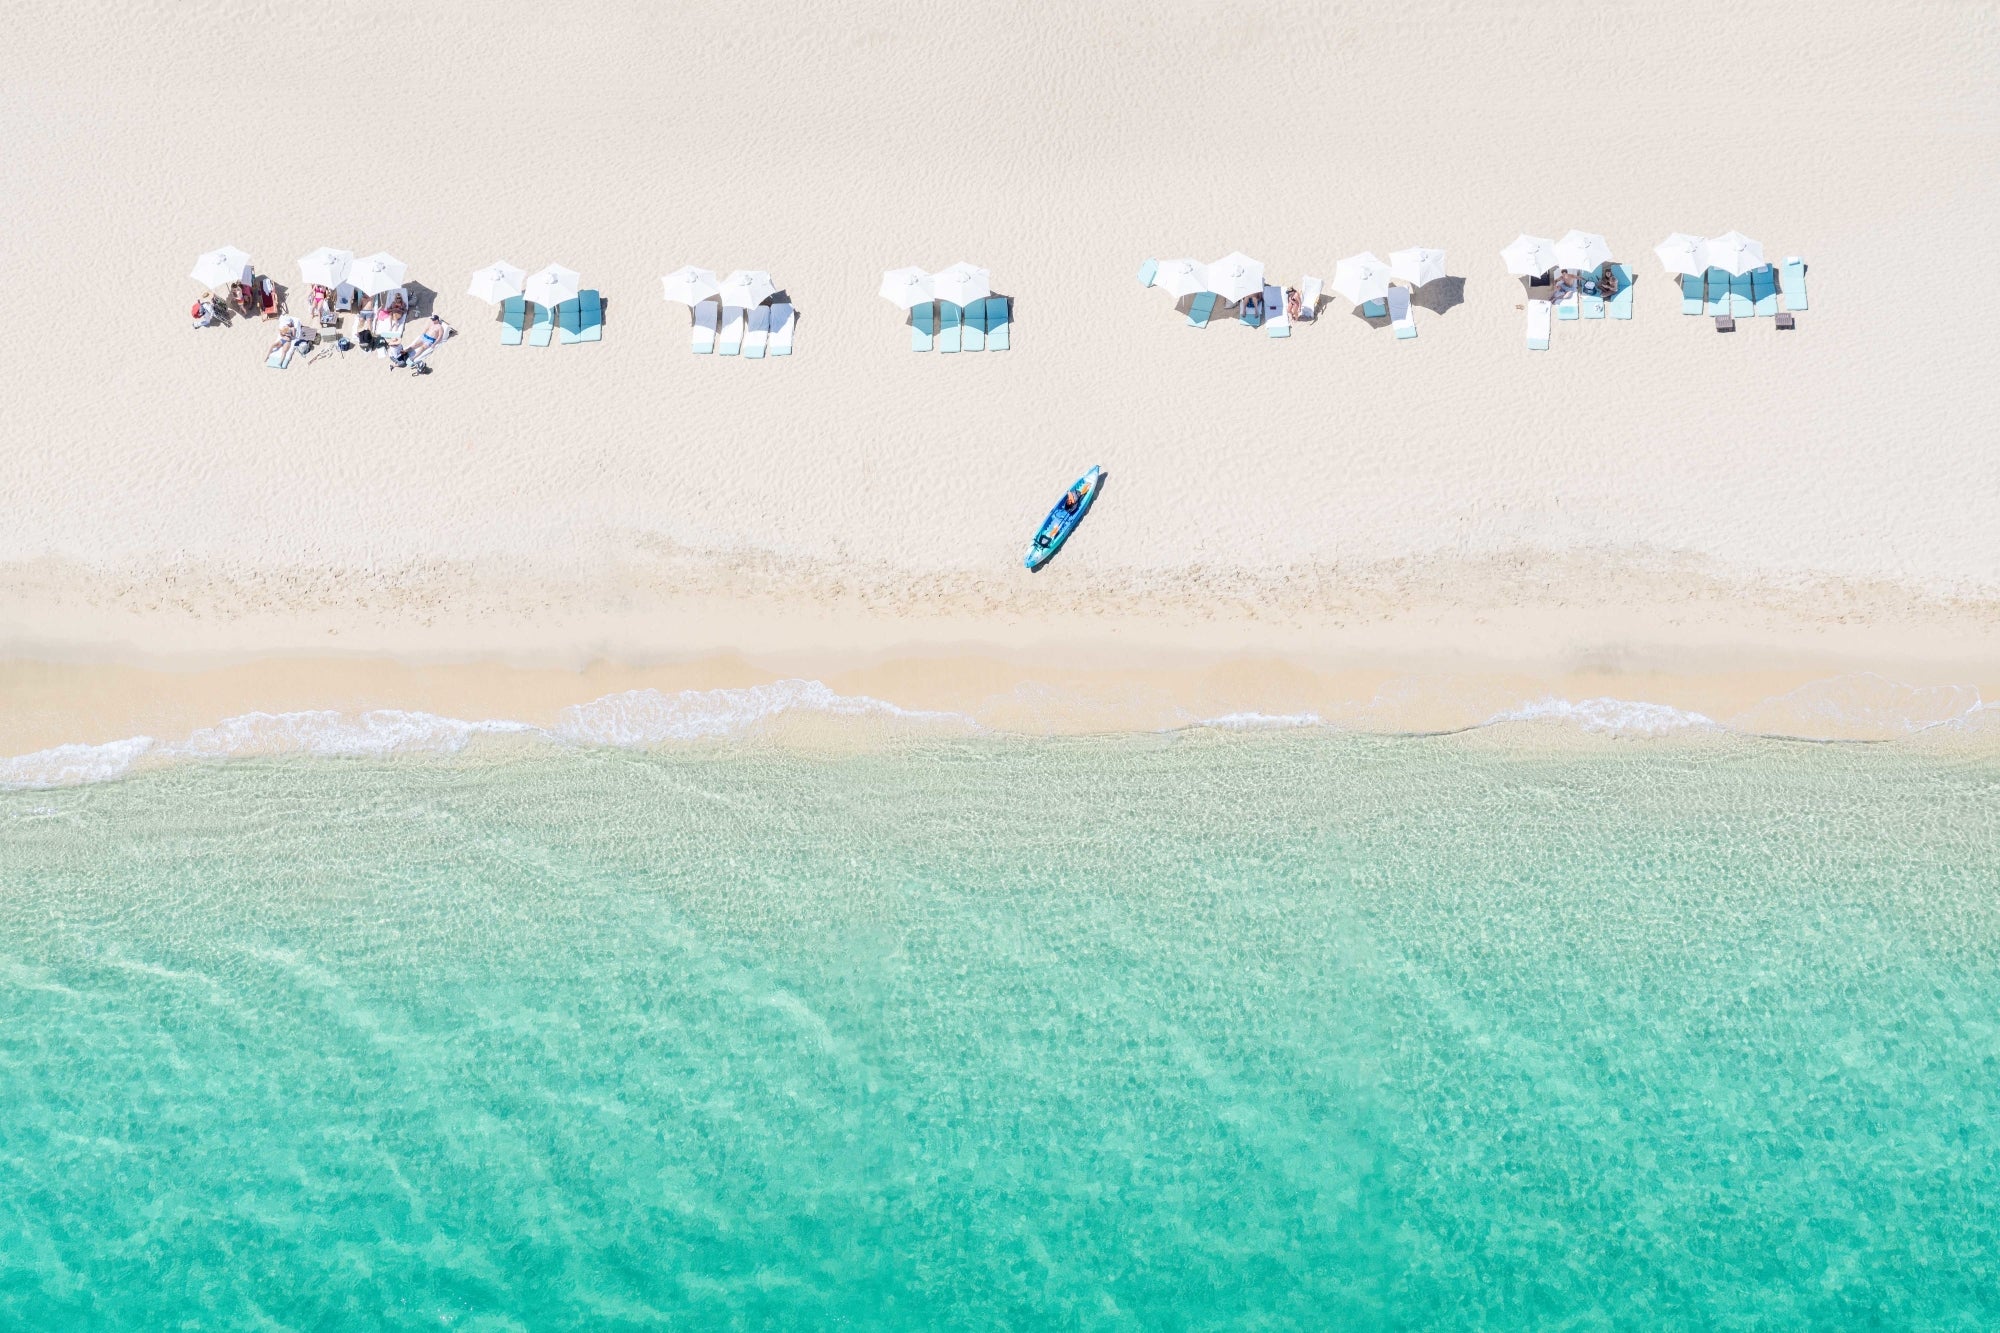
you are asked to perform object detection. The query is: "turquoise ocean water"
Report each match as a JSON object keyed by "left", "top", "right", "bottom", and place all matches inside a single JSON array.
[{"left": 4, "top": 730, "right": 1999, "bottom": 1328}]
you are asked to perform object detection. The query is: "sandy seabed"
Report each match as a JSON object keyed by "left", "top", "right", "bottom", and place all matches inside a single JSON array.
[{"left": 2, "top": 1, "right": 1997, "bottom": 759}]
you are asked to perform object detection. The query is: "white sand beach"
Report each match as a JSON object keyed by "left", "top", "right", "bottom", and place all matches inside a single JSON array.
[{"left": 2, "top": 0, "right": 1998, "bottom": 753}]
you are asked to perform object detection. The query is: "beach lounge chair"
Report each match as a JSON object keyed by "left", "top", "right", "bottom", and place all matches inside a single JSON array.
[
  {"left": 1361, "top": 296, "right": 1387, "bottom": 319},
  {"left": 333, "top": 284, "right": 356, "bottom": 314},
  {"left": 259, "top": 278, "right": 280, "bottom": 318},
  {"left": 911, "top": 302, "right": 935, "bottom": 351},
  {"left": 1526, "top": 299, "right": 1551, "bottom": 351},
  {"left": 1556, "top": 284, "right": 1579, "bottom": 320},
  {"left": 527, "top": 302, "right": 554, "bottom": 347},
  {"left": 556, "top": 298, "right": 584, "bottom": 345},
  {"left": 1728, "top": 271, "right": 1754, "bottom": 317},
  {"left": 578, "top": 290, "right": 603, "bottom": 342},
  {"left": 769, "top": 301, "right": 795, "bottom": 355},
  {"left": 962, "top": 299, "right": 987, "bottom": 351},
  {"left": 1680, "top": 273, "right": 1703, "bottom": 315},
  {"left": 983, "top": 296, "right": 1009, "bottom": 350},
  {"left": 1262, "top": 284, "right": 1290, "bottom": 339},
  {"left": 1238, "top": 293, "right": 1263, "bottom": 328},
  {"left": 1186, "top": 292, "right": 1217, "bottom": 327},
  {"left": 1388, "top": 285, "right": 1417, "bottom": 339},
  {"left": 743, "top": 304, "right": 771, "bottom": 358},
  {"left": 1580, "top": 276, "right": 1606, "bottom": 319},
  {"left": 1137, "top": 259, "right": 1158, "bottom": 288},
  {"left": 264, "top": 340, "right": 293, "bottom": 369},
  {"left": 1297, "top": 275, "right": 1322, "bottom": 321},
  {"left": 1780, "top": 257, "right": 1808, "bottom": 311},
  {"left": 1752, "top": 266, "right": 1777, "bottom": 317},
  {"left": 937, "top": 301, "right": 963, "bottom": 352},
  {"left": 1704, "top": 267, "right": 1730, "bottom": 316},
  {"left": 691, "top": 299, "right": 718, "bottom": 354},
  {"left": 717, "top": 304, "right": 745, "bottom": 355},
  {"left": 1608, "top": 264, "right": 1635, "bottom": 320}
]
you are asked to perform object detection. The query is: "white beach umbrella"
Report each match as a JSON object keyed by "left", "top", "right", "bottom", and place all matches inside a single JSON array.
[
  {"left": 1205, "top": 251, "right": 1265, "bottom": 302},
  {"left": 1153, "top": 258, "right": 1208, "bottom": 299},
  {"left": 522, "top": 264, "right": 580, "bottom": 310},
  {"left": 718, "top": 269, "right": 776, "bottom": 307},
  {"left": 1706, "top": 230, "right": 1766, "bottom": 275},
  {"left": 1501, "top": 234, "right": 1559, "bottom": 277},
  {"left": 190, "top": 245, "right": 252, "bottom": 292},
  {"left": 1651, "top": 233, "right": 1708, "bottom": 276},
  {"left": 1553, "top": 230, "right": 1612, "bottom": 272},
  {"left": 350, "top": 251, "right": 408, "bottom": 296},
  {"left": 467, "top": 260, "right": 525, "bottom": 304},
  {"left": 297, "top": 246, "right": 353, "bottom": 289},
  {"left": 661, "top": 265, "right": 721, "bottom": 305},
  {"left": 930, "top": 262, "right": 991, "bottom": 307},
  {"left": 1332, "top": 252, "right": 1392, "bottom": 307},
  {"left": 879, "top": 266, "right": 933, "bottom": 309},
  {"left": 1389, "top": 246, "right": 1448, "bottom": 288}
]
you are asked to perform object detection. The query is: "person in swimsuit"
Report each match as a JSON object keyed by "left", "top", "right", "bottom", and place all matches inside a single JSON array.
[
  {"left": 415, "top": 316, "right": 447, "bottom": 350},
  {"left": 1061, "top": 490, "right": 1081, "bottom": 513}
]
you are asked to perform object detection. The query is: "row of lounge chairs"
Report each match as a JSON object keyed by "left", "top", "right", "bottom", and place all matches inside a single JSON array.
[
  {"left": 910, "top": 298, "right": 1011, "bottom": 352},
  {"left": 1164, "top": 278, "right": 1326, "bottom": 338},
  {"left": 691, "top": 299, "right": 795, "bottom": 357},
  {"left": 1680, "top": 259, "right": 1808, "bottom": 332},
  {"left": 499, "top": 293, "right": 606, "bottom": 347}
]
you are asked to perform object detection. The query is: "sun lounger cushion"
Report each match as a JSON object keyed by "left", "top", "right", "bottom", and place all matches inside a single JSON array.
[
  {"left": 743, "top": 304, "right": 770, "bottom": 359},
  {"left": 911, "top": 301, "right": 935, "bottom": 351},
  {"left": 769, "top": 301, "right": 795, "bottom": 355},
  {"left": 1704, "top": 268, "right": 1730, "bottom": 316},
  {"left": 1728, "top": 271, "right": 1754, "bottom": 317},
  {"left": 1262, "top": 284, "right": 1289, "bottom": 338},
  {"left": 1608, "top": 264, "right": 1635, "bottom": 320},
  {"left": 692, "top": 300, "right": 718, "bottom": 353},
  {"left": 1526, "top": 299, "right": 1551, "bottom": 351},
  {"left": 1297, "top": 275, "right": 1322, "bottom": 321},
  {"left": 1362, "top": 297, "right": 1387, "bottom": 319},
  {"left": 962, "top": 299, "right": 987, "bottom": 351},
  {"left": 527, "top": 302, "right": 554, "bottom": 346},
  {"left": 1137, "top": 259, "right": 1158, "bottom": 288},
  {"left": 1389, "top": 286, "right": 1416, "bottom": 339},
  {"left": 500, "top": 295, "right": 526, "bottom": 345},
  {"left": 1186, "top": 292, "right": 1217, "bottom": 328},
  {"left": 983, "top": 297, "right": 1009, "bottom": 350},
  {"left": 937, "top": 302, "right": 963, "bottom": 352},
  {"left": 556, "top": 298, "right": 584, "bottom": 344},
  {"left": 1780, "top": 257, "right": 1808, "bottom": 312},
  {"left": 1679, "top": 273, "right": 1702, "bottom": 315},
  {"left": 578, "top": 290, "right": 603, "bottom": 342},
  {"left": 1556, "top": 288, "right": 1579, "bottom": 320},
  {"left": 717, "top": 305, "right": 745, "bottom": 355},
  {"left": 1752, "top": 267, "right": 1777, "bottom": 317}
]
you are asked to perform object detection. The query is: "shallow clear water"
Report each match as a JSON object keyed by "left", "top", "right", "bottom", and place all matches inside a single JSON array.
[{"left": 4, "top": 733, "right": 1998, "bottom": 1328}]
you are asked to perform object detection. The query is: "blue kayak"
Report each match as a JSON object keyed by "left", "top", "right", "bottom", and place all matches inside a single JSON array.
[{"left": 1024, "top": 466, "right": 1102, "bottom": 570}]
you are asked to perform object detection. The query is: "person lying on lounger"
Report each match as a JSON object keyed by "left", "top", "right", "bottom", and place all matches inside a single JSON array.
[
  {"left": 1598, "top": 265, "right": 1618, "bottom": 296},
  {"left": 265, "top": 328, "right": 294, "bottom": 358},
  {"left": 191, "top": 296, "right": 215, "bottom": 328},
  {"left": 1286, "top": 287, "right": 1302, "bottom": 321},
  {"left": 413, "top": 316, "right": 450, "bottom": 351}
]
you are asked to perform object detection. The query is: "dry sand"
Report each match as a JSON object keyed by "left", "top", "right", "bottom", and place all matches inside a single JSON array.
[{"left": 2, "top": 1, "right": 1998, "bottom": 758}]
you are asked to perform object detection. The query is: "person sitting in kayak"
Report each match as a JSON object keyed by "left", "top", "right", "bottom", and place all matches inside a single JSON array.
[{"left": 1061, "top": 489, "right": 1082, "bottom": 513}]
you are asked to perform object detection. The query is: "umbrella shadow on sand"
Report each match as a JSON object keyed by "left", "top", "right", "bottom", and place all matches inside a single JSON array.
[
  {"left": 404, "top": 282, "right": 439, "bottom": 319},
  {"left": 1350, "top": 302, "right": 1391, "bottom": 329},
  {"left": 1412, "top": 276, "right": 1466, "bottom": 316},
  {"left": 1027, "top": 470, "right": 1108, "bottom": 574}
]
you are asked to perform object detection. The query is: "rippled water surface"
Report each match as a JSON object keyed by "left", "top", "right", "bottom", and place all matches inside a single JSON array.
[{"left": 4, "top": 733, "right": 1998, "bottom": 1328}]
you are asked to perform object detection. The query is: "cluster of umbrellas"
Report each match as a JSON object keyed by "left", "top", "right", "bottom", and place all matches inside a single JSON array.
[
  {"left": 1146, "top": 248, "right": 1446, "bottom": 310},
  {"left": 661, "top": 266, "right": 779, "bottom": 308},
  {"left": 1500, "top": 230, "right": 1615, "bottom": 278},
  {"left": 466, "top": 260, "right": 583, "bottom": 310},
  {"left": 878, "top": 262, "right": 991, "bottom": 310},
  {"left": 1650, "top": 230, "right": 1765, "bottom": 277}
]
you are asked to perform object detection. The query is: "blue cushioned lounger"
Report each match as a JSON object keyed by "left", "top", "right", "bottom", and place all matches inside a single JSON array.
[
  {"left": 1609, "top": 264, "right": 1635, "bottom": 320},
  {"left": 1704, "top": 268, "right": 1729, "bottom": 316},
  {"left": 578, "top": 290, "right": 603, "bottom": 342},
  {"left": 1580, "top": 279, "right": 1605, "bottom": 319},
  {"left": 1728, "top": 271, "right": 1754, "bottom": 317},
  {"left": 1361, "top": 297, "right": 1387, "bottom": 319},
  {"left": 500, "top": 295, "right": 526, "bottom": 344},
  {"left": 556, "top": 298, "right": 583, "bottom": 345},
  {"left": 717, "top": 305, "right": 745, "bottom": 355},
  {"left": 1780, "top": 258, "right": 1808, "bottom": 311},
  {"left": 911, "top": 301, "right": 934, "bottom": 351},
  {"left": 1186, "top": 292, "right": 1217, "bottom": 327},
  {"left": 1680, "top": 273, "right": 1702, "bottom": 315},
  {"left": 962, "top": 298, "right": 986, "bottom": 351},
  {"left": 527, "top": 302, "right": 554, "bottom": 346},
  {"left": 937, "top": 301, "right": 963, "bottom": 352},
  {"left": 1752, "top": 266, "right": 1777, "bottom": 317},
  {"left": 984, "top": 297, "right": 1009, "bottom": 350}
]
